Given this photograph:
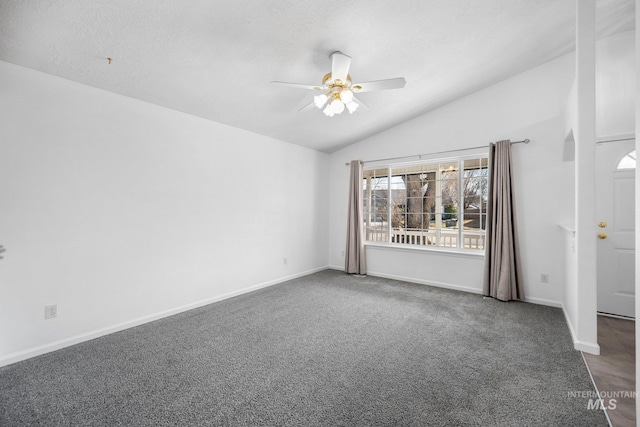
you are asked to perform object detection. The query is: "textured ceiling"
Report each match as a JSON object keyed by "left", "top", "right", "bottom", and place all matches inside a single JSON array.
[{"left": 0, "top": 0, "right": 634, "bottom": 152}]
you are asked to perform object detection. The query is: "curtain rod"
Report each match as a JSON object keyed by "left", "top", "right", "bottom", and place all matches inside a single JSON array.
[{"left": 344, "top": 139, "right": 530, "bottom": 166}]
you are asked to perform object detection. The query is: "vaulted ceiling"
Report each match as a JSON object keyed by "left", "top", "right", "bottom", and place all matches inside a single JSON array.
[{"left": 0, "top": 0, "right": 634, "bottom": 152}]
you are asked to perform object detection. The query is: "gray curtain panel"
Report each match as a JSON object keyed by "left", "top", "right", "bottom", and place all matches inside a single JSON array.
[
  {"left": 483, "top": 141, "right": 524, "bottom": 301},
  {"left": 345, "top": 160, "right": 367, "bottom": 274}
]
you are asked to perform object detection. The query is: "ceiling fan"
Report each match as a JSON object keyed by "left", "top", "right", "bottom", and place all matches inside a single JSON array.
[{"left": 271, "top": 51, "right": 406, "bottom": 117}]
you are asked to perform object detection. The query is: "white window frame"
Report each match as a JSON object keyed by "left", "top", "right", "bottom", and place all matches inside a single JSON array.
[{"left": 362, "top": 151, "right": 489, "bottom": 256}]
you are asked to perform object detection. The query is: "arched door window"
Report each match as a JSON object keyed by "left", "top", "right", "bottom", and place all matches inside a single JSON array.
[{"left": 617, "top": 150, "right": 636, "bottom": 170}]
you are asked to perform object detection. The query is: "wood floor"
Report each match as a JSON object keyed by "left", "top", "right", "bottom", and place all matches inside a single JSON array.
[{"left": 583, "top": 315, "right": 635, "bottom": 427}]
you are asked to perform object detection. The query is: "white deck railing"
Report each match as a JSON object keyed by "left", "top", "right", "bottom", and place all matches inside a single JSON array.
[{"left": 366, "top": 228, "right": 485, "bottom": 250}]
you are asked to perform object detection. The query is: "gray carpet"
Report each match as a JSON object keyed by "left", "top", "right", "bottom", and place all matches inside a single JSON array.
[{"left": 1, "top": 269, "right": 608, "bottom": 426}]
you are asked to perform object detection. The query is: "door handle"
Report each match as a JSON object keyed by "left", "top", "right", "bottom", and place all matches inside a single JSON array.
[
  {"left": 598, "top": 221, "right": 607, "bottom": 228},
  {"left": 598, "top": 233, "right": 607, "bottom": 239}
]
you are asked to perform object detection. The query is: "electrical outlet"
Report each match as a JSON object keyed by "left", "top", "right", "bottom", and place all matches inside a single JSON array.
[
  {"left": 540, "top": 274, "right": 549, "bottom": 284},
  {"left": 283, "top": 257, "right": 288, "bottom": 265},
  {"left": 45, "top": 304, "right": 57, "bottom": 319}
]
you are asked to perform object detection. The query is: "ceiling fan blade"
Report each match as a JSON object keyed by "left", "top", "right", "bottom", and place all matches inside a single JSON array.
[
  {"left": 351, "top": 77, "right": 406, "bottom": 93},
  {"left": 271, "top": 81, "right": 324, "bottom": 91},
  {"left": 298, "top": 101, "right": 316, "bottom": 112},
  {"left": 352, "top": 96, "right": 369, "bottom": 110},
  {"left": 331, "top": 51, "right": 352, "bottom": 84}
]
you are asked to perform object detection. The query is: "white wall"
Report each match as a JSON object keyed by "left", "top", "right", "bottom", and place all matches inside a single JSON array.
[
  {"left": 0, "top": 61, "right": 329, "bottom": 366},
  {"left": 596, "top": 30, "right": 636, "bottom": 139},
  {"left": 328, "top": 52, "right": 577, "bottom": 306},
  {"left": 565, "top": 30, "right": 636, "bottom": 147}
]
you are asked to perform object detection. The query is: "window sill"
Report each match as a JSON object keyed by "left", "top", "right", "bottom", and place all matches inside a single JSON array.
[{"left": 364, "top": 242, "right": 485, "bottom": 258}]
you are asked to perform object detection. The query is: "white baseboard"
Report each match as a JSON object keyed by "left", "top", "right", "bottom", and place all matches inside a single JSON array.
[
  {"left": 562, "top": 305, "right": 600, "bottom": 355},
  {"left": 574, "top": 340, "right": 600, "bottom": 355},
  {"left": 0, "top": 266, "right": 328, "bottom": 368},
  {"left": 365, "top": 270, "right": 483, "bottom": 295},
  {"left": 524, "top": 296, "right": 562, "bottom": 308},
  {"left": 332, "top": 266, "right": 566, "bottom": 308}
]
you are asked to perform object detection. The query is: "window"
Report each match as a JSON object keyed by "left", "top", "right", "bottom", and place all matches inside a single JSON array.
[
  {"left": 362, "top": 155, "right": 489, "bottom": 251},
  {"left": 617, "top": 150, "right": 636, "bottom": 170}
]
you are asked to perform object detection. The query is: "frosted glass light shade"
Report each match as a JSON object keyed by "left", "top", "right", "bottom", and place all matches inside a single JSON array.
[
  {"left": 340, "top": 89, "right": 353, "bottom": 104},
  {"left": 329, "top": 99, "right": 345, "bottom": 114},
  {"left": 314, "top": 94, "right": 328, "bottom": 109},
  {"left": 346, "top": 101, "right": 359, "bottom": 114}
]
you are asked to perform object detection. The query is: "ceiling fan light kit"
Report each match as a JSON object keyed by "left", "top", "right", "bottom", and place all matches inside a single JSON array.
[
  {"left": 315, "top": 87, "right": 357, "bottom": 117},
  {"left": 272, "top": 51, "right": 406, "bottom": 117}
]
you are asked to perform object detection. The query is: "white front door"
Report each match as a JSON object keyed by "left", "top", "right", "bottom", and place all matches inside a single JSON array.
[{"left": 595, "top": 140, "right": 636, "bottom": 318}]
